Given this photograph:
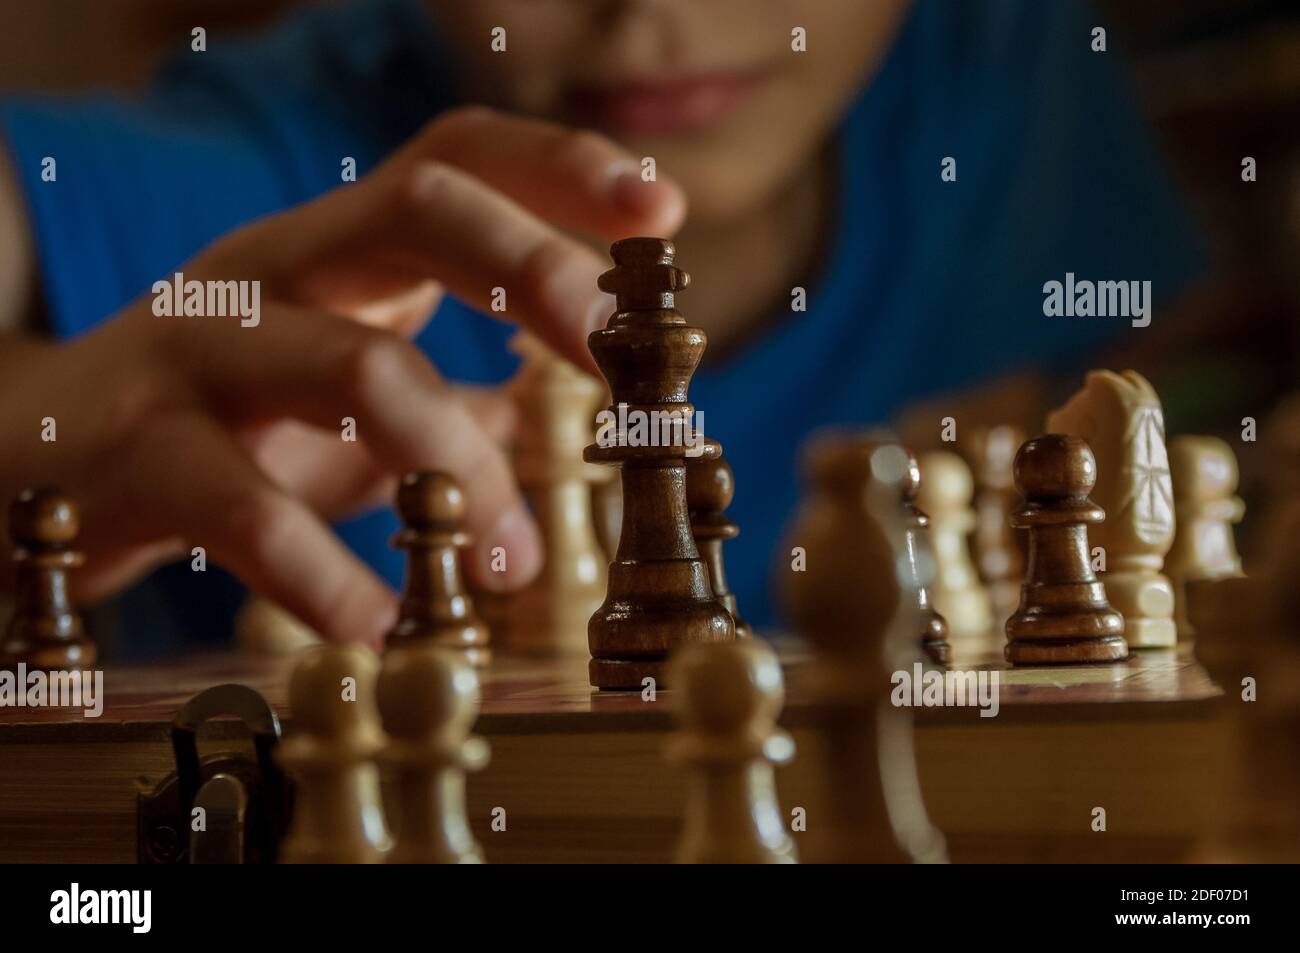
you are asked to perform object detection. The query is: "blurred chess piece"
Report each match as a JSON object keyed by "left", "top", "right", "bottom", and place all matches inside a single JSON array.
[
  {"left": 1048, "top": 371, "right": 1176, "bottom": 647},
  {"left": 387, "top": 471, "right": 490, "bottom": 665},
  {"left": 781, "top": 434, "right": 947, "bottom": 863},
  {"left": 378, "top": 645, "right": 490, "bottom": 863},
  {"left": 479, "top": 332, "right": 610, "bottom": 656},
  {"left": 235, "top": 596, "right": 322, "bottom": 656},
  {"left": 687, "top": 454, "right": 750, "bottom": 639},
  {"left": 1255, "top": 393, "right": 1300, "bottom": 578},
  {"left": 898, "top": 449, "right": 950, "bottom": 665},
  {"left": 0, "top": 487, "right": 95, "bottom": 670},
  {"left": 667, "top": 638, "right": 795, "bottom": 863},
  {"left": 960, "top": 425, "right": 1026, "bottom": 630},
  {"left": 1004, "top": 435, "right": 1128, "bottom": 665},
  {"left": 278, "top": 644, "right": 390, "bottom": 863},
  {"left": 917, "top": 450, "right": 993, "bottom": 650},
  {"left": 1185, "top": 568, "right": 1300, "bottom": 862},
  {"left": 1167, "top": 436, "right": 1244, "bottom": 640},
  {"left": 591, "top": 477, "right": 623, "bottom": 560}
]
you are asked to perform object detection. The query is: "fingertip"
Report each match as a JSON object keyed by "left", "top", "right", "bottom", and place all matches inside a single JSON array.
[
  {"left": 365, "top": 591, "right": 400, "bottom": 650},
  {"left": 323, "top": 580, "right": 399, "bottom": 649},
  {"left": 470, "top": 504, "right": 543, "bottom": 592},
  {"left": 609, "top": 167, "right": 688, "bottom": 238},
  {"left": 456, "top": 385, "right": 519, "bottom": 444}
]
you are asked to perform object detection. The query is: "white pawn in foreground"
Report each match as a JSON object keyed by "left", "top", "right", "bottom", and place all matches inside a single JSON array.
[
  {"left": 667, "top": 638, "right": 796, "bottom": 864},
  {"left": 278, "top": 644, "right": 390, "bottom": 864},
  {"left": 378, "top": 644, "right": 490, "bottom": 864}
]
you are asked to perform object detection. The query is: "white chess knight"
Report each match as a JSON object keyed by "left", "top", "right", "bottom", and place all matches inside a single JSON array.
[{"left": 1047, "top": 369, "right": 1177, "bottom": 647}]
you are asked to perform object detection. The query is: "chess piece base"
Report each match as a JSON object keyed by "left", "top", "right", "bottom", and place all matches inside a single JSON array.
[
  {"left": 387, "top": 842, "right": 484, "bottom": 865},
  {"left": 921, "top": 635, "right": 949, "bottom": 665},
  {"left": 478, "top": 589, "right": 596, "bottom": 657},
  {"left": 0, "top": 638, "right": 95, "bottom": 671},
  {"left": 936, "top": 589, "right": 994, "bottom": 641},
  {"left": 1104, "top": 570, "right": 1176, "bottom": 648},
  {"left": 590, "top": 656, "right": 667, "bottom": 691},
  {"left": 1122, "top": 617, "right": 1177, "bottom": 648},
  {"left": 1005, "top": 633, "right": 1128, "bottom": 665},
  {"left": 588, "top": 560, "right": 734, "bottom": 688},
  {"left": 386, "top": 630, "right": 491, "bottom": 668}
]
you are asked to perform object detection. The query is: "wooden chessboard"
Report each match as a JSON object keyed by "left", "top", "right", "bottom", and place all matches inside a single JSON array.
[{"left": 0, "top": 639, "right": 1225, "bottom": 863}]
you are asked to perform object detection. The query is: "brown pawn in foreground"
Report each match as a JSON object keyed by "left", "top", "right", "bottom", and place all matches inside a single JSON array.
[
  {"left": 899, "top": 450, "right": 951, "bottom": 665},
  {"left": 1048, "top": 371, "right": 1176, "bottom": 647},
  {"left": 667, "top": 638, "right": 795, "bottom": 863},
  {"left": 917, "top": 450, "right": 993, "bottom": 649},
  {"left": 0, "top": 487, "right": 95, "bottom": 671},
  {"left": 1004, "top": 435, "right": 1128, "bottom": 665},
  {"left": 961, "top": 424, "right": 1026, "bottom": 628},
  {"left": 278, "top": 644, "right": 390, "bottom": 864},
  {"left": 387, "top": 471, "right": 490, "bottom": 666},
  {"left": 781, "top": 435, "right": 947, "bottom": 863},
  {"left": 687, "top": 454, "right": 750, "bottom": 639},
  {"left": 584, "top": 238, "right": 734, "bottom": 690},
  {"left": 1166, "top": 435, "right": 1245, "bottom": 640},
  {"left": 378, "top": 645, "right": 490, "bottom": 864}
]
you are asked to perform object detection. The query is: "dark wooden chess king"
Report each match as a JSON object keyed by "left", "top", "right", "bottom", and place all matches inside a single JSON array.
[
  {"left": 1004, "top": 435, "right": 1128, "bottom": 665},
  {"left": 0, "top": 487, "right": 95, "bottom": 670},
  {"left": 583, "top": 238, "right": 734, "bottom": 690}
]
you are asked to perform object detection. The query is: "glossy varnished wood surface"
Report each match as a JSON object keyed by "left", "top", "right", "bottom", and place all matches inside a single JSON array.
[
  {"left": 0, "top": 636, "right": 1232, "bottom": 863},
  {"left": 0, "top": 638, "right": 1221, "bottom": 741}
]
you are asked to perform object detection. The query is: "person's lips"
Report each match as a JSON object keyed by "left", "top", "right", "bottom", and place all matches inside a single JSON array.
[{"left": 567, "top": 72, "right": 766, "bottom": 136}]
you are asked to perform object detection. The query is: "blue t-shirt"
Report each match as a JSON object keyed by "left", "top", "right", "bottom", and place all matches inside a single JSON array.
[{"left": 0, "top": 0, "right": 1205, "bottom": 650}]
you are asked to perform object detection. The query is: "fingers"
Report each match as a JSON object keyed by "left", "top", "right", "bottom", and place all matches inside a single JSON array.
[
  {"left": 448, "top": 383, "right": 517, "bottom": 444},
  {"left": 213, "top": 108, "right": 687, "bottom": 372},
  {"left": 122, "top": 412, "right": 400, "bottom": 646},
  {"left": 229, "top": 160, "right": 610, "bottom": 372},
  {"left": 169, "top": 308, "right": 542, "bottom": 591},
  {"left": 409, "top": 106, "right": 687, "bottom": 241},
  {"left": 240, "top": 382, "right": 512, "bottom": 519},
  {"left": 383, "top": 161, "right": 611, "bottom": 370}
]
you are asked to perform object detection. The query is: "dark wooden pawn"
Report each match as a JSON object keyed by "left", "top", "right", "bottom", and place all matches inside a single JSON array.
[
  {"left": 386, "top": 472, "right": 490, "bottom": 666},
  {"left": 584, "top": 238, "right": 734, "bottom": 690},
  {"left": 900, "top": 452, "right": 950, "bottom": 665},
  {"left": 1004, "top": 435, "right": 1128, "bottom": 665},
  {"left": 687, "top": 455, "right": 750, "bottom": 639},
  {"left": 0, "top": 487, "right": 94, "bottom": 671}
]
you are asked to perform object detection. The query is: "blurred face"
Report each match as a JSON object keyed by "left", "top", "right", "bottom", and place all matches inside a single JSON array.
[{"left": 425, "top": 0, "right": 911, "bottom": 222}]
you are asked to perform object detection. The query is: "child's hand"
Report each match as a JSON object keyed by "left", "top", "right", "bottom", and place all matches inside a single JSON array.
[{"left": 0, "top": 107, "right": 686, "bottom": 646}]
